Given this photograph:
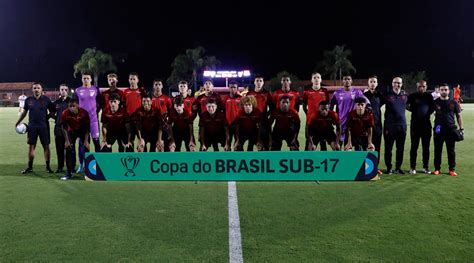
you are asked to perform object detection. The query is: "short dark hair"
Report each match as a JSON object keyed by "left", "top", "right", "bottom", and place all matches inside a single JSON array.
[
  {"left": 153, "top": 78, "right": 163, "bottom": 84},
  {"left": 254, "top": 74, "right": 264, "bottom": 80},
  {"left": 109, "top": 92, "right": 121, "bottom": 102},
  {"left": 82, "top": 72, "right": 93, "bottom": 77},
  {"left": 32, "top": 82, "right": 43, "bottom": 88},
  {"left": 59, "top": 83, "right": 68, "bottom": 88},
  {"left": 178, "top": 80, "right": 188, "bottom": 85},
  {"left": 204, "top": 79, "right": 213, "bottom": 84},
  {"left": 206, "top": 98, "right": 217, "bottom": 105},
  {"left": 141, "top": 93, "right": 152, "bottom": 100},
  {"left": 229, "top": 80, "right": 239, "bottom": 86},
  {"left": 129, "top": 72, "right": 139, "bottom": 77},
  {"left": 355, "top": 97, "right": 366, "bottom": 104},
  {"left": 368, "top": 75, "right": 378, "bottom": 79},
  {"left": 343, "top": 74, "right": 352, "bottom": 78},
  {"left": 311, "top": 72, "right": 321, "bottom": 77},
  {"left": 280, "top": 95, "right": 291, "bottom": 102},
  {"left": 69, "top": 97, "right": 79, "bottom": 104},
  {"left": 319, "top": 101, "right": 329, "bottom": 107},
  {"left": 439, "top": 83, "right": 450, "bottom": 88},
  {"left": 173, "top": 96, "right": 184, "bottom": 105}
]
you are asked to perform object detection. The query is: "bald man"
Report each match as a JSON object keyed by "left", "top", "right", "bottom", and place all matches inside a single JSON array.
[{"left": 381, "top": 77, "right": 408, "bottom": 174}]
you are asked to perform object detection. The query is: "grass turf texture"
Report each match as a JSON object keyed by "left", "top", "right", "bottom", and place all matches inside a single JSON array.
[{"left": 1, "top": 106, "right": 473, "bottom": 261}]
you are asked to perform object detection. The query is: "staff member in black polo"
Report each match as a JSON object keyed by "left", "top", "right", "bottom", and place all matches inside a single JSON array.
[
  {"left": 15, "top": 82, "right": 55, "bottom": 174},
  {"left": 53, "top": 84, "right": 70, "bottom": 173},
  {"left": 382, "top": 77, "right": 408, "bottom": 174},
  {"left": 432, "top": 84, "right": 464, "bottom": 176},
  {"left": 406, "top": 80, "right": 434, "bottom": 174},
  {"left": 364, "top": 75, "right": 383, "bottom": 175}
]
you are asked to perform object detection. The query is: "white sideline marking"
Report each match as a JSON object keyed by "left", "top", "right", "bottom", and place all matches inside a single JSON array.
[{"left": 228, "top": 181, "right": 243, "bottom": 263}]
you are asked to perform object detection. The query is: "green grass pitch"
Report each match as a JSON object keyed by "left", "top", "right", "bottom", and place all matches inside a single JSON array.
[{"left": 1, "top": 106, "right": 473, "bottom": 261}]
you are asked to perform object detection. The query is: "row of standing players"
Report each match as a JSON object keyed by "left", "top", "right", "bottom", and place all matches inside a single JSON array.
[{"left": 15, "top": 72, "right": 464, "bottom": 180}]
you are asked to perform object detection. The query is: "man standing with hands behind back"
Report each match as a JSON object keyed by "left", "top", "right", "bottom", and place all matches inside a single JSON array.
[{"left": 382, "top": 77, "right": 408, "bottom": 175}]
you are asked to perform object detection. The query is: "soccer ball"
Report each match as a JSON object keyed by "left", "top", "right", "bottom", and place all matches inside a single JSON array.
[{"left": 15, "top": 123, "right": 28, "bottom": 134}]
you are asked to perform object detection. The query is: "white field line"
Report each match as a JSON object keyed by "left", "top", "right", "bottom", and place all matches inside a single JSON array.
[{"left": 228, "top": 181, "right": 243, "bottom": 263}]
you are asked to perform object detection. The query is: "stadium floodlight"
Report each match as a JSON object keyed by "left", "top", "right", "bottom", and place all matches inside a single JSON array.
[{"left": 203, "top": 70, "right": 252, "bottom": 79}]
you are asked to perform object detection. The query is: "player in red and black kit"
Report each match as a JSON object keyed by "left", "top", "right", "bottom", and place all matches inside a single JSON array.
[
  {"left": 199, "top": 98, "right": 230, "bottom": 151},
  {"left": 177, "top": 80, "right": 195, "bottom": 118},
  {"left": 60, "top": 98, "right": 90, "bottom": 180},
  {"left": 168, "top": 96, "right": 196, "bottom": 152},
  {"left": 101, "top": 73, "right": 126, "bottom": 152},
  {"left": 151, "top": 79, "right": 172, "bottom": 151},
  {"left": 271, "top": 75, "right": 300, "bottom": 112},
  {"left": 269, "top": 96, "right": 300, "bottom": 151},
  {"left": 123, "top": 72, "right": 147, "bottom": 149},
  {"left": 101, "top": 73, "right": 125, "bottom": 114},
  {"left": 133, "top": 94, "right": 163, "bottom": 152},
  {"left": 303, "top": 72, "right": 330, "bottom": 150},
  {"left": 307, "top": 101, "right": 341, "bottom": 151},
  {"left": 246, "top": 75, "right": 272, "bottom": 150},
  {"left": 234, "top": 96, "right": 262, "bottom": 151},
  {"left": 345, "top": 97, "right": 375, "bottom": 151},
  {"left": 193, "top": 80, "right": 223, "bottom": 118},
  {"left": 221, "top": 81, "right": 242, "bottom": 147},
  {"left": 151, "top": 79, "right": 172, "bottom": 115},
  {"left": 100, "top": 93, "right": 131, "bottom": 152}
]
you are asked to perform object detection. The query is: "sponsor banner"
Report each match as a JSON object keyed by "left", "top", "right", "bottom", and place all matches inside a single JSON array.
[{"left": 84, "top": 151, "right": 378, "bottom": 181}]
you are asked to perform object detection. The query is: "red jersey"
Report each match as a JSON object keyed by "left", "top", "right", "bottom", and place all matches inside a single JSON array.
[
  {"left": 180, "top": 95, "right": 196, "bottom": 117},
  {"left": 132, "top": 108, "right": 162, "bottom": 136},
  {"left": 303, "top": 87, "right": 330, "bottom": 121},
  {"left": 247, "top": 89, "right": 272, "bottom": 115},
  {"left": 168, "top": 109, "right": 193, "bottom": 132},
  {"left": 453, "top": 87, "right": 461, "bottom": 101},
  {"left": 101, "top": 88, "right": 125, "bottom": 114},
  {"left": 221, "top": 94, "right": 241, "bottom": 125},
  {"left": 235, "top": 108, "right": 262, "bottom": 135},
  {"left": 123, "top": 87, "right": 146, "bottom": 115},
  {"left": 308, "top": 110, "right": 340, "bottom": 134},
  {"left": 152, "top": 94, "right": 172, "bottom": 115},
  {"left": 198, "top": 111, "right": 227, "bottom": 138},
  {"left": 346, "top": 110, "right": 374, "bottom": 137},
  {"left": 272, "top": 89, "right": 300, "bottom": 111},
  {"left": 193, "top": 93, "right": 223, "bottom": 116},
  {"left": 60, "top": 108, "right": 90, "bottom": 132},
  {"left": 101, "top": 107, "right": 128, "bottom": 133},
  {"left": 269, "top": 109, "right": 300, "bottom": 136}
]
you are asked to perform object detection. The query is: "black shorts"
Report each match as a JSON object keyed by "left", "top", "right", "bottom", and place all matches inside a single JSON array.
[
  {"left": 311, "top": 130, "right": 337, "bottom": 143},
  {"left": 204, "top": 134, "right": 226, "bottom": 148},
  {"left": 27, "top": 126, "right": 50, "bottom": 145},
  {"left": 67, "top": 130, "right": 87, "bottom": 145},
  {"left": 106, "top": 132, "right": 128, "bottom": 146}
]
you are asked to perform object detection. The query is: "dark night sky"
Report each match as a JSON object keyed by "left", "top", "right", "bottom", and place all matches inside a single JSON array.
[{"left": 1, "top": 0, "right": 473, "bottom": 89}]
